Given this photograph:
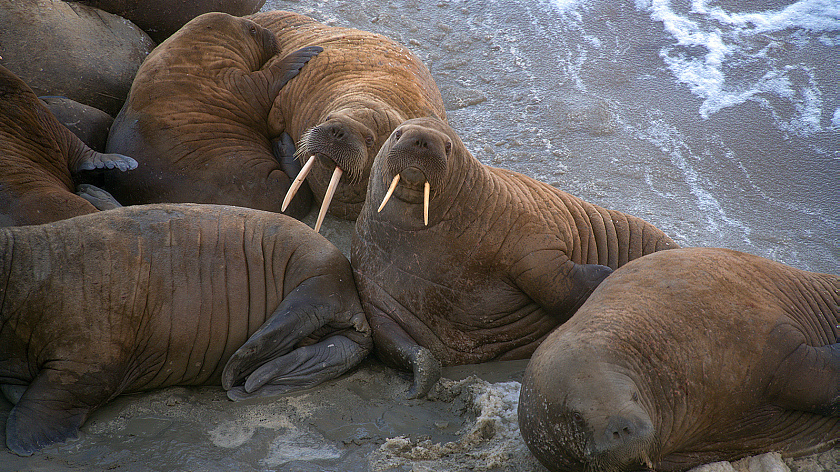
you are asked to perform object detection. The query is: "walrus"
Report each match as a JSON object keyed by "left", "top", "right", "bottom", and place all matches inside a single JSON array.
[
  {"left": 40, "top": 96, "right": 114, "bottom": 152},
  {"left": 351, "top": 117, "right": 678, "bottom": 397},
  {"left": 247, "top": 10, "right": 447, "bottom": 230},
  {"left": 0, "top": 203, "right": 371, "bottom": 456},
  {"left": 73, "top": 0, "right": 267, "bottom": 43},
  {"left": 0, "top": 65, "right": 137, "bottom": 227},
  {"left": 0, "top": 0, "right": 154, "bottom": 116},
  {"left": 518, "top": 247, "right": 839, "bottom": 472},
  {"left": 103, "top": 12, "right": 323, "bottom": 219}
]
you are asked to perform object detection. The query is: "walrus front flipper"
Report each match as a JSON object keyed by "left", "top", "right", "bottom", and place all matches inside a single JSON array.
[
  {"left": 772, "top": 342, "right": 840, "bottom": 416},
  {"left": 514, "top": 251, "right": 613, "bottom": 320},
  {"left": 5, "top": 366, "right": 103, "bottom": 456},
  {"left": 226, "top": 334, "right": 368, "bottom": 400},
  {"left": 273, "top": 132, "right": 303, "bottom": 177},
  {"left": 265, "top": 45, "right": 323, "bottom": 96},
  {"left": 369, "top": 313, "right": 441, "bottom": 399},
  {"left": 221, "top": 278, "right": 370, "bottom": 398}
]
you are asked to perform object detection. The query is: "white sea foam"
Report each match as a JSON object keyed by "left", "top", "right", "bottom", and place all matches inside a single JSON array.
[{"left": 634, "top": 0, "right": 840, "bottom": 130}]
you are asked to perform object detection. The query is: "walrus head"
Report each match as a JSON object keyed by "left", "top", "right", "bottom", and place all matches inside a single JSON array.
[
  {"left": 281, "top": 100, "right": 405, "bottom": 231},
  {"left": 371, "top": 117, "right": 461, "bottom": 228},
  {"left": 519, "top": 340, "right": 660, "bottom": 472},
  {"left": 164, "top": 12, "right": 279, "bottom": 73}
]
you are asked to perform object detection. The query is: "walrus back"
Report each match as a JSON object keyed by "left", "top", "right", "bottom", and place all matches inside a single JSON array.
[
  {"left": 0, "top": 204, "right": 305, "bottom": 389},
  {"left": 250, "top": 11, "right": 446, "bottom": 136},
  {"left": 491, "top": 167, "right": 678, "bottom": 270}
]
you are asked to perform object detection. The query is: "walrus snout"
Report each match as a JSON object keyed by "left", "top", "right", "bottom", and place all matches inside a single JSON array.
[
  {"left": 589, "top": 413, "right": 656, "bottom": 469},
  {"left": 385, "top": 124, "right": 449, "bottom": 191}
]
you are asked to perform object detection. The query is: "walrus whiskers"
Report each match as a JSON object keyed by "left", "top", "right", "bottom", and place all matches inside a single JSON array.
[
  {"left": 314, "top": 166, "right": 343, "bottom": 233},
  {"left": 424, "top": 181, "right": 430, "bottom": 226},
  {"left": 378, "top": 174, "right": 401, "bottom": 212},
  {"left": 281, "top": 154, "right": 316, "bottom": 212}
]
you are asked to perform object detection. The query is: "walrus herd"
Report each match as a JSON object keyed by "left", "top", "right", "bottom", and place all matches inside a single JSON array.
[{"left": 0, "top": 1, "right": 837, "bottom": 468}]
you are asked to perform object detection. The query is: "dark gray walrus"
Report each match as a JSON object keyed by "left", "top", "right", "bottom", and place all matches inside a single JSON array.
[
  {"left": 104, "top": 12, "right": 322, "bottom": 219},
  {"left": 0, "top": 204, "right": 371, "bottom": 456},
  {"left": 0, "top": 0, "right": 154, "bottom": 116},
  {"left": 0, "top": 65, "right": 136, "bottom": 227},
  {"left": 519, "top": 248, "right": 839, "bottom": 472},
  {"left": 352, "top": 117, "right": 678, "bottom": 397},
  {"left": 76, "top": 0, "right": 268, "bottom": 43}
]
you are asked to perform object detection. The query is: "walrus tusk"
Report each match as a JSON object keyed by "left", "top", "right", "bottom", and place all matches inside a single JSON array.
[
  {"left": 314, "top": 165, "right": 343, "bottom": 233},
  {"left": 424, "top": 181, "right": 430, "bottom": 226},
  {"left": 378, "top": 174, "right": 400, "bottom": 212},
  {"left": 281, "top": 155, "right": 316, "bottom": 212}
]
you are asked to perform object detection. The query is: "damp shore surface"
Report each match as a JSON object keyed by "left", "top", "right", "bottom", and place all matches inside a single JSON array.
[{"left": 2, "top": 0, "right": 838, "bottom": 470}]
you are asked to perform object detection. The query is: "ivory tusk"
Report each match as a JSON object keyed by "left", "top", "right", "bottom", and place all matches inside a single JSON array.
[
  {"left": 281, "top": 155, "right": 316, "bottom": 212},
  {"left": 423, "top": 181, "right": 430, "bottom": 226},
  {"left": 377, "top": 174, "right": 400, "bottom": 213},
  {"left": 314, "top": 165, "right": 343, "bottom": 233}
]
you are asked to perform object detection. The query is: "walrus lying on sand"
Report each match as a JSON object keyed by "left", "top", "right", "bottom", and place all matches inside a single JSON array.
[
  {"left": 0, "top": 65, "right": 136, "bottom": 227},
  {"left": 352, "top": 117, "right": 678, "bottom": 397},
  {"left": 0, "top": 204, "right": 371, "bottom": 456},
  {"left": 519, "top": 248, "right": 839, "bottom": 472},
  {"left": 104, "top": 12, "right": 322, "bottom": 219},
  {"left": 248, "top": 10, "right": 447, "bottom": 231}
]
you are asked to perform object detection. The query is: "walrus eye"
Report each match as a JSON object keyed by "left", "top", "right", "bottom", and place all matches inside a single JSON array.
[
  {"left": 394, "top": 129, "right": 403, "bottom": 140},
  {"left": 445, "top": 141, "right": 452, "bottom": 154},
  {"left": 572, "top": 412, "right": 584, "bottom": 426},
  {"left": 249, "top": 26, "right": 257, "bottom": 36},
  {"left": 365, "top": 135, "right": 374, "bottom": 148}
]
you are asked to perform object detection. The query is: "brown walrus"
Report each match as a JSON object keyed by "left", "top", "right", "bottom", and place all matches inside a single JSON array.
[
  {"left": 103, "top": 12, "right": 323, "bottom": 219},
  {"left": 247, "top": 10, "right": 447, "bottom": 230},
  {"left": 351, "top": 117, "right": 678, "bottom": 397},
  {"left": 0, "top": 65, "right": 136, "bottom": 227},
  {"left": 0, "top": 203, "right": 371, "bottom": 456},
  {"left": 518, "top": 247, "right": 839, "bottom": 472},
  {"left": 75, "top": 0, "right": 268, "bottom": 43}
]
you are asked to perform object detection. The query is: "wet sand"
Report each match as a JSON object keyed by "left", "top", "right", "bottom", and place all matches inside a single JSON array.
[{"left": 2, "top": 0, "right": 838, "bottom": 470}]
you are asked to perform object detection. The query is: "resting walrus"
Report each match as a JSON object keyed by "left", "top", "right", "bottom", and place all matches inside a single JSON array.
[
  {"left": 0, "top": 65, "right": 136, "bottom": 227},
  {"left": 104, "top": 12, "right": 322, "bottom": 219},
  {"left": 248, "top": 10, "right": 447, "bottom": 230},
  {"left": 518, "top": 247, "right": 839, "bottom": 472},
  {"left": 351, "top": 117, "right": 677, "bottom": 397},
  {"left": 0, "top": 204, "right": 371, "bottom": 456}
]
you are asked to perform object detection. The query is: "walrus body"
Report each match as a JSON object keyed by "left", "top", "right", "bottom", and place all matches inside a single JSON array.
[
  {"left": 0, "top": 0, "right": 154, "bottom": 116},
  {"left": 248, "top": 10, "right": 447, "bottom": 224},
  {"left": 518, "top": 248, "right": 839, "bottom": 472},
  {"left": 77, "top": 0, "right": 267, "bottom": 43},
  {"left": 104, "top": 12, "right": 322, "bottom": 219},
  {"left": 0, "top": 65, "right": 136, "bottom": 227},
  {"left": 0, "top": 204, "right": 371, "bottom": 456},
  {"left": 351, "top": 117, "right": 677, "bottom": 396}
]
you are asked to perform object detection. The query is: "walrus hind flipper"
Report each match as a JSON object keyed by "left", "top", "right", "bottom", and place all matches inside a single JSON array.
[
  {"left": 774, "top": 342, "right": 840, "bottom": 416},
  {"left": 5, "top": 368, "right": 103, "bottom": 456},
  {"left": 73, "top": 150, "right": 138, "bottom": 173},
  {"left": 76, "top": 183, "right": 123, "bottom": 210}
]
